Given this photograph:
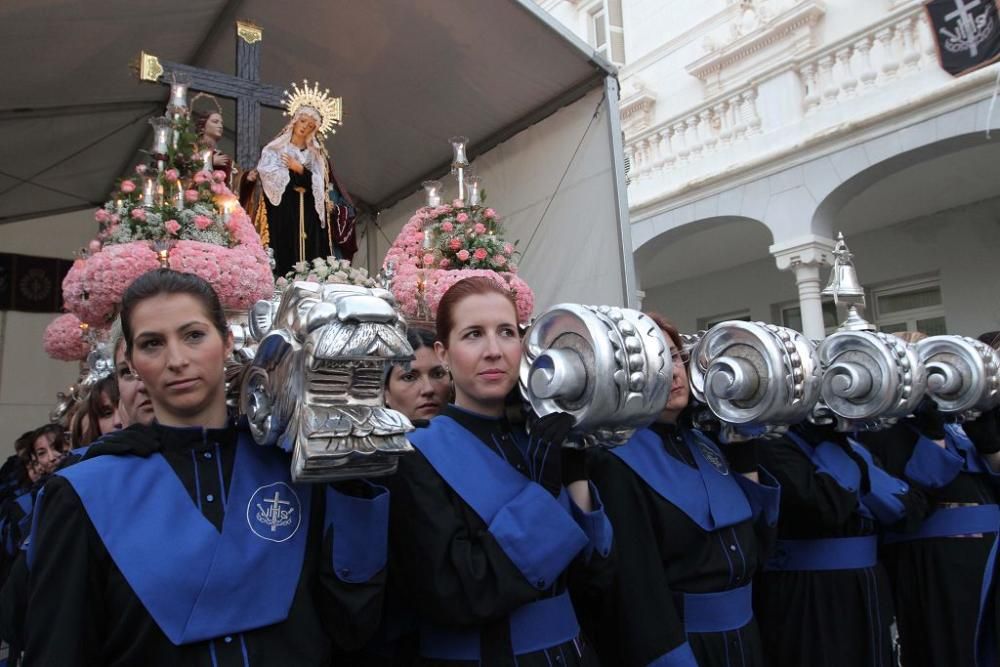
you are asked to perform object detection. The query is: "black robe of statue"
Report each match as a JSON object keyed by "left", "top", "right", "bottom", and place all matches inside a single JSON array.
[
  {"left": 859, "top": 423, "right": 1000, "bottom": 667},
  {"left": 754, "top": 427, "right": 930, "bottom": 667},
  {"left": 265, "top": 167, "right": 332, "bottom": 277},
  {"left": 23, "top": 423, "right": 385, "bottom": 666},
  {"left": 579, "top": 422, "right": 779, "bottom": 667}
]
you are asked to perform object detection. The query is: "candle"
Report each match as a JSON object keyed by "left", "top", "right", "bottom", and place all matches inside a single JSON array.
[
  {"left": 149, "top": 116, "right": 172, "bottom": 156},
  {"left": 142, "top": 175, "right": 156, "bottom": 207},
  {"left": 450, "top": 136, "right": 469, "bottom": 168},
  {"left": 422, "top": 180, "right": 442, "bottom": 207},
  {"left": 465, "top": 173, "right": 482, "bottom": 206},
  {"left": 167, "top": 73, "right": 191, "bottom": 113},
  {"left": 172, "top": 182, "right": 184, "bottom": 210}
]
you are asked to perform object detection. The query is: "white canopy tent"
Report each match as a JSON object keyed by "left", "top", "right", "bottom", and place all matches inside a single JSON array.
[
  {"left": 0, "top": 0, "right": 636, "bottom": 309},
  {"left": 0, "top": 0, "right": 636, "bottom": 447}
]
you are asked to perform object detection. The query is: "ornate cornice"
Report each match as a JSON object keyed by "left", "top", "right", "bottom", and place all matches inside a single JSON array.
[{"left": 686, "top": 0, "right": 826, "bottom": 82}]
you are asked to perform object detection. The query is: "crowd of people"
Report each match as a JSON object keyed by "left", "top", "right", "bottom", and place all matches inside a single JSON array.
[{"left": 2, "top": 267, "right": 1000, "bottom": 666}]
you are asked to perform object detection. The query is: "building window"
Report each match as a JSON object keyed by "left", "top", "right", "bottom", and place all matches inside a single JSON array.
[
  {"left": 584, "top": 0, "right": 625, "bottom": 65},
  {"left": 777, "top": 300, "right": 839, "bottom": 336},
  {"left": 697, "top": 310, "right": 751, "bottom": 331},
  {"left": 871, "top": 278, "right": 947, "bottom": 336}
]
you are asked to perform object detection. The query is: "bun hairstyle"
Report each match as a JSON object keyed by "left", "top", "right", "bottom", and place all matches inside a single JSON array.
[{"left": 435, "top": 277, "right": 518, "bottom": 347}]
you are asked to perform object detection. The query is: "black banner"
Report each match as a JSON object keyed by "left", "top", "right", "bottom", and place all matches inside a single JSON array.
[
  {"left": 0, "top": 253, "right": 73, "bottom": 313},
  {"left": 926, "top": 0, "right": 1000, "bottom": 76}
]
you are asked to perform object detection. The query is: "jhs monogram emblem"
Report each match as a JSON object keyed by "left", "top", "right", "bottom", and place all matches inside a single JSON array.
[
  {"left": 697, "top": 441, "right": 729, "bottom": 476},
  {"left": 246, "top": 482, "right": 302, "bottom": 542}
]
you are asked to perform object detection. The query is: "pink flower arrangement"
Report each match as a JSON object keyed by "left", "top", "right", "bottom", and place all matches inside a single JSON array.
[
  {"left": 456, "top": 249, "right": 470, "bottom": 262},
  {"left": 448, "top": 238, "right": 463, "bottom": 251},
  {"left": 164, "top": 219, "right": 181, "bottom": 235},
  {"left": 193, "top": 171, "right": 209, "bottom": 184},
  {"left": 94, "top": 209, "right": 110, "bottom": 223},
  {"left": 440, "top": 222, "right": 454, "bottom": 233},
  {"left": 210, "top": 183, "right": 225, "bottom": 195},
  {"left": 473, "top": 223, "right": 486, "bottom": 235},
  {"left": 457, "top": 213, "right": 469, "bottom": 223},
  {"left": 423, "top": 253, "right": 435, "bottom": 266},
  {"left": 88, "top": 240, "right": 102, "bottom": 253},
  {"left": 62, "top": 242, "right": 161, "bottom": 325},
  {"left": 484, "top": 208, "right": 497, "bottom": 219},
  {"left": 184, "top": 189, "right": 199, "bottom": 203},
  {"left": 439, "top": 259, "right": 451, "bottom": 269},
  {"left": 193, "top": 215, "right": 212, "bottom": 230},
  {"left": 473, "top": 248, "right": 488, "bottom": 261},
  {"left": 164, "top": 168, "right": 180, "bottom": 183},
  {"left": 167, "top": 240, "right": 273, "bottom": 311},
  {"left": 212, "top": 170, "right": 227, "bottom": 183},
  {"left": 43, "top": 313, "right": 91, "bottom": 362},
  {"left": 130, "top": 208, "right": 146, "bottom": 221},
  {"left": 120, "top": 180, "right": 136, "bottom": 193},
  {"left": 504, "top": 243, "right": 514, "bottom": 254},
  {"left": 493, "top": 254, "right": 507, "bottom": 266}
]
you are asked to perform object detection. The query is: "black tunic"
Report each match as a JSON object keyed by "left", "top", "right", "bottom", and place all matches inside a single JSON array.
[
  {"left": 23, "top": 422, "right": 384, "bottom": 666},
  {"left": 580, "top": 422, "right": 778, "bottom": 667},
  {"left": 754, "top": 429, "right": 928, "bottom": 667},
  {"left": 859, "top": 423, "right": 1000, "bottom": 667},
  {"left": 383, "top": 406, "right": 613, "bottom": 667},
  {"left": 265, "top": 166, "right": 332, "bottom": 277}
]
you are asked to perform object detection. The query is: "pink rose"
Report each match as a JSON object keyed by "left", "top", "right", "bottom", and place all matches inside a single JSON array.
[
  {"left": 448, "top": 238, "right": 463, "bottom": 251},
  {"left": 135, "top": 164, "right": 147, "bottom": 175},
  {"left": 212, "top": 170, "right": 227, "bottom": 183},
  {"left": 120, "top": 180, "right": 136, "bottom": 193},
  {"left": 439, "top": 258, "right": 452, "bottom": 269},
  {"left": 484, "top": 208, "right": 497, "bottom": 219},
  {"left": 440, "top": 222, "right": 454, "bottom": 233},
  {"left": 164, "top": 168, "right": 179, "bottom": 182},
  {"left": 130, "top": 208, "right": 146, "bottom": 221},
  {"left": 473, "top": 248, "right": 488, "bottom": 261},
  {"left": 109, "top": 214, "right": 120, "bottom": 224},
  {"left": 193, "top": 215, "right": 212, "bottom": 230},
  {"left": 210, "top": 183, "right": 225, "bottom": 195},
  {"left": 452, "top": 198, "right": 465, "bottom": 208},
  {"left": 94, "top": 209, "right": 110, "bottom": 223},
  {"left": 474, "top": 223, "right": 487, "bottom": 234},
  {"left": 456, "top": 213, "right": 469, "bottom": 223},
  {"left": 493, "top": 254, "right": 507, "bottom": 266},
  {"left": 184, "top": 189, "right": 200, "bottom": 203},
  {"left": 194, "top": 171, "right": 209, "bottom": 184},
  {"left": 456, "top": 249, "right": 470, "bottom": 262},
  {"left": 423, "top": 253, "right": 435, "bottom": 266},
  {"left": 88, "top": 240, "right": 102, "bottom": 253},
  {"left": 504, "top": 243, "right": 514, "bottom": 254},
  {"left": 164, "top": 219, "right": 180, "bottom": 235}
]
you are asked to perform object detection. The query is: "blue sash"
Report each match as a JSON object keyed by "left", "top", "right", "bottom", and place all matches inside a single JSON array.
[
  {"left": 682, "top": 583, "right": 753, "bottom": 633},
  {"left": 945, "top": 423, "right": 990, "bottom": 475},
  {"left": 884, "top": 505, "right": 1000, "bottom": 544},
  {"left": 55, "top": 430, "right": 311, "bottom": 645},
  {"left": 786, "top": 430, "right": 862, "bottom": 494},
  {"left": 611, "top": 427, "right": 752, "bottom": 531},
  {"left": 408, "top": 416, "right": 589, "bottom": 656},
  {"left": 419, "top": 592, "right": 580, "bottom": 660},
  {"left": 764, "top": 536, "right": 878, "bottom": 571}
]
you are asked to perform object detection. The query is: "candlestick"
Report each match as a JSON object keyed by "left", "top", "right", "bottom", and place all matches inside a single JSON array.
[
  {"left": 172, "top": 182, "right": 184, "bottom": 210},
  {"left": 464, "top": 173, "right": 482, "bottom": 206}
]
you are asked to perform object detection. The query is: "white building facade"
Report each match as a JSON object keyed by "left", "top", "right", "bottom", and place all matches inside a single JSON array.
[{"left": 539, "top": 0, "right": 1000, "bottom": 340}]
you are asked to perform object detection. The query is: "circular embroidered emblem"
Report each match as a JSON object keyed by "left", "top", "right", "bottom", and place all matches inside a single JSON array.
[
  {"left": 246, "top": 482, "right": 302, "bottom": 542},
  {"left": 697, "top": 440, "right": 730, "bottom": 476}
]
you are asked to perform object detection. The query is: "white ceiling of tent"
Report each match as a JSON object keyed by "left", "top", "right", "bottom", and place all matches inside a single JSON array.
[{"left": 0, "top": 0, "right": 611, "bottom": 223}]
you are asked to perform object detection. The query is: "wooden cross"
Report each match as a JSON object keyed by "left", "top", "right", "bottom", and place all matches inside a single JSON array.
[{"left": 137, "top": 21, "right": 284, "bottom": 170}]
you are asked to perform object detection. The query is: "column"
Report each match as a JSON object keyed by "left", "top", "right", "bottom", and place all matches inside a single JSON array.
[{"left": 770, "top": 236, "right": 836, "bottom": 340}]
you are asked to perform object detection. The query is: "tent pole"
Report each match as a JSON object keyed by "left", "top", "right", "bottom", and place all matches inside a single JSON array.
[{"left": 603, "top": 76, "right": 637, "bottom": 308}]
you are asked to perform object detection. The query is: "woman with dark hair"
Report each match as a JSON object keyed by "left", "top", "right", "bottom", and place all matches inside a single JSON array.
[
  {"left": 580, "top": 313, "right": 780, "bottom": 667},
  {"left": 384, "top": 276, "right": 613, "bottom": 665},
  {"left": 384, "top": 327, "right": 451, "bottom": 422},
  {"left": 25, "top": 268, "right": 389, "bottom": 665},
  {"left": 69, "top": 375, "right": 121, "bottom": 448}
]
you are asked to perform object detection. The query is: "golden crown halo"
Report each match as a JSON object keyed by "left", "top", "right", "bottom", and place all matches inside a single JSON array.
[{"left": 282, "top": 79, "right": 343, "bottom": 137}]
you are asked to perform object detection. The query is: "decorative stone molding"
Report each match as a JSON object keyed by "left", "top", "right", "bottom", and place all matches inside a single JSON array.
[
  {"left": 688, "top": 0, "right": 826, "bottom": 92},
  {"left": 620, "top": 79, "right": 657, "bottom": 135},
  {"left": 770, "top": 235, "right": 836, "bottom": 271}
]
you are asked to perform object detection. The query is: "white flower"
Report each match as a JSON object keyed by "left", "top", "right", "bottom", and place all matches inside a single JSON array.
[{"left": 293, "top": 261, "right": 309, "bottom": 273}]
